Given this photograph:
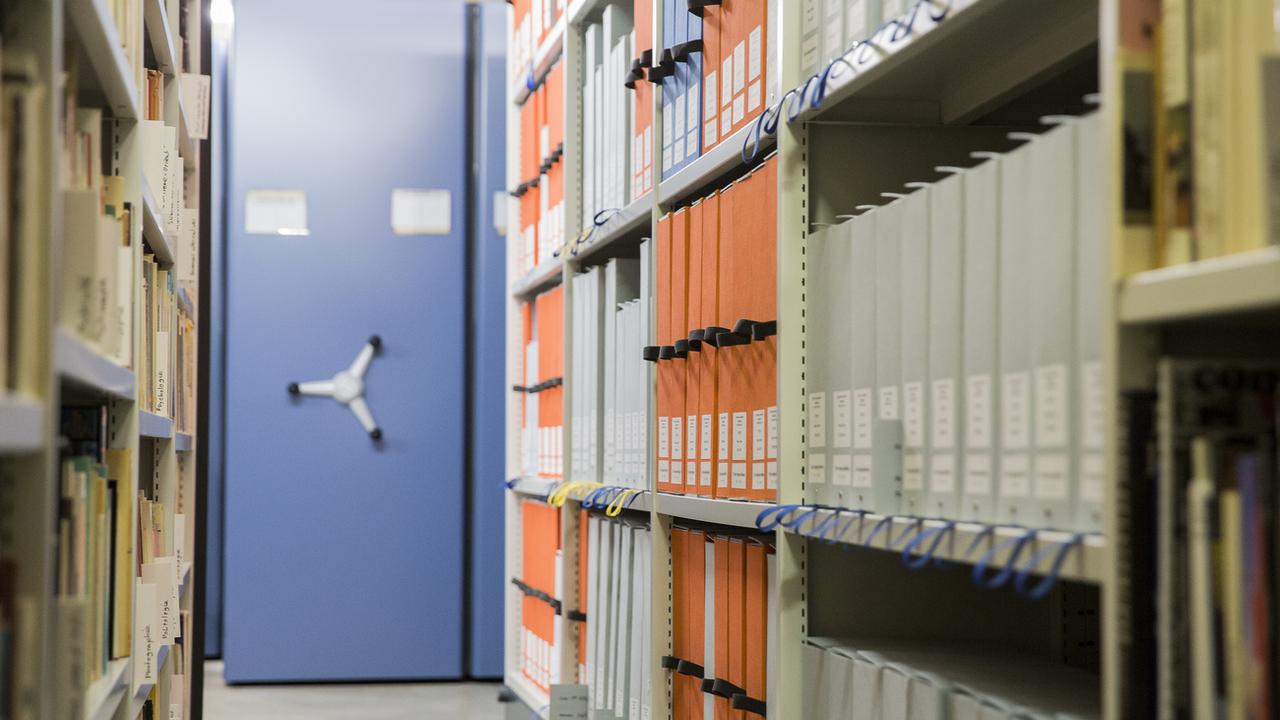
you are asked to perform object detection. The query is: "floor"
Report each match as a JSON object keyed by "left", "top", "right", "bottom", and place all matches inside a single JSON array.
[{"left": 203, "top": 661, "right": 509, "bottom": 720}]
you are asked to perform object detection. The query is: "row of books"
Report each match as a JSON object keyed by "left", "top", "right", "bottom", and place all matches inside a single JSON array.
[
  {"left": 174, "top": 299, "right": 196, "bottom": 433},
  {"left": 669, "top": 528, "right": 776, "bottom": 720},
  {"left": 805, "top": 636, "right": 1098, "bottom": 720},
  {"left": 519, "top": 499, "right": 563, "bottom": 692},
  {"left": 808, "top": 111, "right": 1105, "bottom": 533},
  {"left": 1137, "top": 359, "right": 1280, "bottom": 719},
  {"left": 799, "top": 0, "right": 911, "bottom": 80},
  {"left": 654, "top": 157, "right": 779, "bottom": 501},
  {"left": 510, "top": 0, "right": 566, "bottom": 85},
  {"left": 520, "top": 287, "right": 566, "bottom": 482},
  {"left": 570, "top": 258, "right": 649, "bottom": 490},
  {"left": 1134, "top": 0, "right": 1280, "bottom": 269},
  {"left": 0, "top": 50, "right": 42, "bottom": 395},
  {"left": 584, "top": 513, "right": 651, "bottom": 719},
  {"left": 583, "top": 7, "right": 638, "bottom": 226},
  {"left": 515, "top": 60, "right": 565, "bottom": 276},
  {"left": 105, "top": 0, "right": 144, "bottom": 88}
]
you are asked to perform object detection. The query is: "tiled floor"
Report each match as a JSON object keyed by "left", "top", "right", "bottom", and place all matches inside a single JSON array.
[{"left": 203, "top": 661, "right": 508, "bottom": 720}]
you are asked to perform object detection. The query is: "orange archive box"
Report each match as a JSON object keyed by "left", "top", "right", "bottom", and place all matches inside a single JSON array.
[
  {"left": 700, "top": 191, "right": 723, "bottom": 497},
  {"left": 744, "top": 159, "right": 777, "bottom": 502},
  {"left": 670, "top": 208, "right": 691, "bottom": 493},
  {"left": 695, "top": 0, "right": 724, "bottom": 151},
  {"left": 713, "top": 179, "right": 751, "bottom": 500},
  {"left": 721, "top": 0, "right": 768, "bottom": 140},
  {"left": 739, "top": 541, "right": 769, "bottom": 718},
  {"left": 686, "top": 200, "right": 708, "bottom": 497},
  {"left": 536, "top": 287, "right": 564, "bottom": 481},
  {"left": 655, "top": 213, "right": 674, "bottom": 492},
  {"left": 631, "top": 0, "right": 653, "bottom": 197},
  {"left": 670, "top": 528, "right": 709, "bottom": 720}
]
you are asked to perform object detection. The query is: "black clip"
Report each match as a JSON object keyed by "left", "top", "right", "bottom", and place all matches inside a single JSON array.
[
  {"left": 564, "top": 609, "right": 587, "bottom": 622},
  {"left": 686, "top": 0, "right": 722, "bottom": 16},
  {"left": 509, "top": 181, "right": 530, "bottom": 198},
  {"left": 751, "top": 320, "right": 777, "bottom": 340},
  {"left": 648, "top": 48, "right": 676, "bottom": 83},
  {"left": 639, "top": 49, "right": 654, "bottom": 68},
  {"left": 731, "top": 693, "right": 768, "bottom": 717},
  {"left": 673, "top": 339, "right": 690, "bottom": 358},
  {"left": 625, "top": 59, "right": 645, "bottom": 90},
  {"left": 700, "top": 678, "right": 717, "bottom": 694},
  {"left": 642, "top": 346, "right": 662, "bottom": 362},
  {"left": 686, "top": 329, "right": 703, "bottom": 352},
  {"left": 701, "top": 326, "right": 732, "bottom": 348},
  {"left": 716, "top": 322, "right": 752, "bottom": 348},
  {"left": 511, "top": 384, "right": 531, "bottom": 393},
  {"left": 660, "top": 656, "right": 681, "bottom": 671},
  {"left": 673, "top": 39, "right": 703, "bottom": 61},
  {"left": 710, "top": 678, "right": 746, "bottom": 699},
  {"left": 676, "top": 660, "right": 705, "bottom": 678},
  {"left": 658, "top": 345, "right": 677, "bottom": 360}
]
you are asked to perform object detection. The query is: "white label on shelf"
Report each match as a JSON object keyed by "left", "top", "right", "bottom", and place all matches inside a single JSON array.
[
  {"left": 832, "top": 390, "right": 851, "bottom": 447},
  {"left": 687, "top": 460, "right": 697, "bottom": 486},
  {"left": 1001, "top": 371, "right": 1030, "bottom": 449},
  {"left": 931, "top": 378, "right": 955, "bottom": 449},
  {"left": 1000, "top": 453, "right": 1030, "bottom": 497},
  {"left": 672, "top": 417, "right": 683, "bottom": 462},
  {"left": 808, "top": 392, "right": 827, "bottom": 448},
  {"left": 854, "top": 388, "right": 873, "bottom": 448},
  {"left": 809, "top": 454, "right": 827, "bottom": 485},
  {"left": 719, "top": 412, "right": 730, "bottom": 460},
  {"left": 878, "top": 385, "right": 899, "bottom": 421},
  {"left": 245, "top": 189, "right": 309, "bottom": 235},
  {"left": 1080, "top": 361, "right": 1104, "bottom": 449},
  {"left": 752, "top": 410, "right": 766, "bottom": 460},
  {"left": 853, "top": 454, "right": 873, "bottom": 488},
  {"left": 1034, "top": 363, "right": 1068, "bottom": 447},
  {"left": 966, "top": 373, "right": 992, "bottom": 448},
  {"left": 732, "top": 412, "right": 747, "bottom": 461},
  {"left": 931, "top": 453, "right": 955, "bottom": 493},
  {"left": 701, "top": 414, "right": 713, "bottom": 459},
  {"left": 903, "top": 381, "right": 924, "bottom": 447},
  {"left": 752, "top": 462, "right": 765, "bottom": 490},
  {"left": 767, "top": 406, "right": 779, "bottom": 458},
  {"left": 659, "top": 416, "right": 669, "bottom": 457},
  {"left": 831, "top": 453, "right": 852, "bottom": 486},
  {"left": 965, "top": 454, "right": 992, "bottom": 495},
  {"left": 732, "top": 462, "right": 748, "bottom": 489},
  {"left": 1034, "top": 453, "right": 1069, "bottom": 500},
  {"left": 1080, "top": 452, "right": 1105, "bottom": 503},
  {"left": 903, "top": 452, "right": 924, "bottom": 491}
]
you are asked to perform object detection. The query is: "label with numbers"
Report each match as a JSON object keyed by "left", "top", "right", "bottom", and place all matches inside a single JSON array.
[
  {"left": 965, "top": 374, "right": 992, "bottom": 448},
  {"left": 1000, "top": 454, "right": 1030, "bottom": 497},
  {"left": 1001, "top": 371, "right": 1031, "bottom": 449},
  {"left": 701, "top": 415, "right": 713, "bottom": 458},
  {"left": 931, "top": 378, "right": 955, "bottom": 449},
  {"left": 672, "top": 417, "right": 683, "bottom": 461},
  {"left": 808, "top": 392, "right": 827, "bottom": 448},
  {"left": 733, "top": 413, "right": 748, "bottom": 461},
  {"left": 854, "top": 388, "right": 873, "bottom": 448},
  {"left": 809, "top": 454, "right": 828, "bottom": 485},
  {"left": 1080, "top": 453, "right": 1105, "bottom": 503},
  {"left": 732, "top": 462, "right": 748, "bottom": 489},
  {"left": 965, "top": 454, "right": 992, "bottom": 495},
  {"left": 853, "top": 454, "right": 873, "bottom": 488},
  {"left": 931, "top": 454, "right": 956, "bottom": 493},
  {"left": 1034, "top": 363, "right": 1067, "bottom": 447},
  {"left": 752, "top": 462, "right": 766, "bottom": 490},
  {"left": 903, "top": 381, "right": 924, "bottom": 447},
  {"left": 832, "top": 391, "right": 852, "bottom": 447},
  {"left": 1034, "top": 453, "right": 1069, "bottom": 500},
  {"left": 767, "top": 461, "right": 778, "bottom": 490},
  {"left": 719, "top": 413, "right": 730, "bottom": 460},
  {"left": 1080, "top": 361, "right": 1104, "bottom": 449},
  {"left": 878, "top": 385, "right": 900, "bottom": 420},
  {"left": 903, "top": 452, "right": 924, "bottom": 490},
  {"left": 687, "top": 415, "right": 698, "bottom": 462},
  {"left": 659, "top": 417, "right": 669, "bottom": 457},
  {"left": 832, "top": 454, "right": 853, "bottom": 486},
  {"left": 752, "top": 410, "right": 766, "bottom": 460},
  {"left": 768, "top": 406, "right": 779, "bottom": 457}
]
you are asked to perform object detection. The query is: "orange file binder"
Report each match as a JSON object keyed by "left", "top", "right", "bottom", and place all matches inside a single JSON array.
[
  {"left": 745, "top": 160, "right": 777, "bottom": 501},
  {"left": 701, "top": 191, "right": 722, "bottom": 497},
  {"left": 632, "top": 0, "right": 654, "bottom": 196},
  {"left": 714, "top": 180, "right": 750, "bottom": 500},
  {"left": 742, "top": 541, "right": 768, "bottom": 716},
  {"left": 686, "top": 200, "right": 707, "bottom": 497},
  {"left": 716, "top": 0, "right": 739, "bottom": 143},
  {"left": 656, "top": 213, "right": 674, "bottom": 492},
  {"left": 685, "top": 530, "right": 708, "bottom": 719},
  {"left": 726, "top": 538, "right": 746, "bottom": 719},
  {"left": 671, "top": 208, "right": 691, "bottom": 493},
  {"left": 713, "top": 536, "right": 732, "bottom": 720},
  {"left": 698, "top": 0, "right": 723, "bottom": 151},
  {"left": 671, "top": 528, "right": 691, "bottom": 717}
]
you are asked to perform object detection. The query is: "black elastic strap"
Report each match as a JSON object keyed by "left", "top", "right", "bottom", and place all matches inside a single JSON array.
[
  {"left": 673, "top": 39, "right": 703, "bottom": 61},
  {"left": 676, "top": 660, "right": 705, "bottom": 678},
  {"left": 642, "top": 346, "right": 661, "bottom": 362},
  {"left": 710, "top": 679, "right": 746, "bottom": 699},
  {"left": 700, "top": 678, "right": 717, "bottom": 694},
  {"left": 674, "top": 339, "right": 690, "bottom": 358},
  {"left": 731, "top": 693, "right": 768, "bottom": 716},
  {"left": 689, "top": 329, "right": 705, "bottom": 342},
  {"left": 701, "top": 326, "right": 731, "bottom": 348},
  {"left": 687, "top": 0, "right": 722, "bottom": 16},
  {"left": 658, "top": 346, "right": 676, "bottom": 360},
  {"left": 715, "top": 330, "right": 750, "bottom": 348},
  {"left": 564, "top": 610, "right": 587, "bottom": 622},
  {"left": 660, "top": 656, "right": 681, "bottom": 671},
  {"left": 511, "top": 385, "right": 530, "bottom": 393},
  {"left": 751, "top": 320, "right": 777, "bottom": 340},
  {"left": 732, "top": 318, "right": 757, "bottom": 336}
]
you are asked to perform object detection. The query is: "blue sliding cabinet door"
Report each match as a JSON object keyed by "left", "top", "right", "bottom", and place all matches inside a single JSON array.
[{"left": 223, "top": 0, "right": 468, "bottom": 682}]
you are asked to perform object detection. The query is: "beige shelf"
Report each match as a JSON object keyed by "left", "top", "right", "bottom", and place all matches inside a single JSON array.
[
  {"left": 1119, "top": 246, "right": 1280, "bottom": 323},
  {"left": 55, "top": 329, "right": 136, "bottom": 400},
  {"left": 512, "top": 256, "right": 564, "bottom": 299},
  {"left": 66, "top": 0, "right": 141, "bottom": 119},
  {"left": 84, "top": 656, "right": 131, "bottom": 720},
  {"left": 655, "top": 493, "right": 773, "bottom": 529}
]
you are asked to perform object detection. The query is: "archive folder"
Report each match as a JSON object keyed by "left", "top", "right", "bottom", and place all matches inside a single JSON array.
[
  {"left": 850, "top": 210, "right": 877, "bottom": 511},
  {"left": 961, "top": 156, "right": 1000, "bottom": 524},
  {"left": 808, "top": 220, "right": 853, "bottom": 507},
  {"left": 671, "top": 208, "right": 691, "bottom": 492},
  {"left": 715, "top": 180, "right": 749, "bottom": 499},
  {"left": 687, "top": 200, "right": 708, "bottom": 496},
  {"left": 899, "top": 186, "right": 930, "bottom": 518},
  {"left": 745, "top": 161, "right": 778, "bottom": 501},
  {"left": 997, "top": 141, "right": 1033, "bottom": 526},
  {"left": 657, "top": 213, "right": 674, "bottom": 492},
  {"left": 874, "top": 196, "right": 904, "bottom": 516},
  {"left": 701, "top": 192, "right": 723, "bottom": 498},
  {"left": 697, "top": 0, "right": 723, "bottom": 151},
  {"left": 927, "top": 172, "right": 964, "bottom": 520},
  {"left": 1074, "top": 111, "right": 1105, "bottom": 533}
]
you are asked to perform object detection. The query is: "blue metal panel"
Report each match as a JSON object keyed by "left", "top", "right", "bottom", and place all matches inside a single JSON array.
[
  {"left": 468, "top": 0, "right": 508, "bottom": 679},
  {"left": 223, "top": 0, "right": 468, "bottom": 682}
]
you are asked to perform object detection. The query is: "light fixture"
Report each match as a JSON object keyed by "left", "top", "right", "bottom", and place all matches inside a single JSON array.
[{"left": 210, "top": 0, "right": 234, "bottom": 27}]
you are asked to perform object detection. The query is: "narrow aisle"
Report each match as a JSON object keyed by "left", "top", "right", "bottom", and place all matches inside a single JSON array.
[{"left": 202, "top": 662, "right": 505, "bottom": 720}]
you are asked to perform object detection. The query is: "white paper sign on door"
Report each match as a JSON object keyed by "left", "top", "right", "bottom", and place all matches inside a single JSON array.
[{"left": 245, "top": 190, "right": 309, "bottom": 236}]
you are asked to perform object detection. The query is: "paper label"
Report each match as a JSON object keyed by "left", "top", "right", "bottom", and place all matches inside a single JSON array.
[
  {"left": 832, "top": 390, "right": 852, "bottom": 447},
  {"left": 809, "top": 454, "right": 827, "bottom": 485},
  {"left": 659, "top": 417, "right": 669, "bottom": 457},
  {"left": 245, "top": 189, "right": 309, "bottom": 235},
  {"left": 965, "top": 454, "right": 992, "bottom": 495},
  {"left": 767, "top": 461, "right": 778, "bottom": 490},
  {"left": 721, "top": 56, "right": 734, "bottom": 110},
  {"left": 673, "top": 94, "right": 687, "bottom": 164},
  {"left": 748, "top": 81, "right": 761, "bottom": 113},
  {"left": 752, "top": 410, "right": 766, "bottom": 460},
  {"left": 705, "top": 70, "right": 718, "bottom": 118},
  {"left": 550, "top": 684, "right": 590, "bottom": 719},
  {"left": 644, "top": 127, "right": 652, "bottom": 172},
  {"left": 1080, "top": 361, "right": 1104, "bottom": 449},
  {"left": 732, "top": 463, "right": 748, "bottom": 489},
  {"left": 732, "top": 413, "right": 747, "bottom": 461},
  {"left": 719, "top": 413, "right": 730, "bottom": 460},
  {"left": 808, "top": 392, "right": 827, "bottom": 448},
  {"left": 732, "top": 95, "right": 745, "bottom": 124},
  {"left": 878, "top": 386, "right": 899, "bottom": 420},
  {"left": 1000, "top": 454, "right": 1030, "bottom": 497},
  {"left": 1080, "top": 453, "right": 1105, "bottom": 503},
  {"left": 658, "top": 461, "right": 670, "bottom": 487},
  {"left": 718, "top": 463, "right": 730, "bottom": 489},
  {"left": 1034, "top": 453, "right": 1069, "bottom": 500},
  {"left": 733, "top": 41, "right": 746, "bottom": 93},
  {"left": 903, "top": 452, "right": 924, "bottom": 490},
  {"left": 672, "top": 417, "right": 683, "bottom": 461},
  {"left": 831, "top": 454, "right": 852, "bottom": 486},
  {"left": 701, "top": 414, "right": 713, "bottom": 458},
  {"left": 903, "top": 381, "right": 924, "bottom": 447},
  {"left": 663, "top": 102, "right": 674, "bottom": 147},
  {"left": 1034, "top": 363, "right": 1068, "bottom": 447},
  {"left": 700, "top": 461, "right": 712, "bottom": 487},
  {"left": 687, "top": 84, "right": 700, "bottom": 149},
  {"left": 931, "top": 378, "right": 955, "bottom": 449},
  {"left": 1001, "top": 371, "right": 1031, "bottom": 449},
  {"left": 965, "top": 374, "right": 992, "bottom": 448},
  {"left": 688, "top": 415, "right": 698, "bottom": 462},
  {"left": 752, "top": 463, "right": 766, "bottom": 490},
  {"left": 767, "top": 406, "right": 779, "bottom": 457},
  {"left": 853, "top": 454, "right": 873, "bottom": 487},
  {"left": 854, "top": 388, "right": 873, "bottom": 448},
  {"left": 931, "top": 454, "right": 955, "bottom": 493}
]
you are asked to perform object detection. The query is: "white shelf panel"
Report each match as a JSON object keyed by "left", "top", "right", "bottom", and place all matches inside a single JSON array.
[
  {"left": 508, "top": 476, "right": 560, "bottom": 499},
  {"left": 177, "top": 90, "right": 197, "bottom": 165},
  {"left": 66, "top": 0, "right": 141, "bottom": 119},
  {"left": 571, "top": 192, "right": 654, "bottom": 265},
  {"left": 1119, "top": 246, "right": 1280, "bottom": 324},
  {"left": 567, "top": 0, "right": 606, "bottom": 26},
  {"left": 0, "top": 394, "right": 44, "bottom": 454},
  {"left": 505, "top": 673, "right": 550, "bottom": 719},
  {"left": 84, "top": 657, "right": 131, "bottom": 720},
  {"left": 142, "top": 0, "right": 178, "bottom": 75},
  {"left": 55, "top": 329, "right": 136, "bottom": 400},
  {"left": 139, "top": 410, "right": 173, "bottom": 439},
  {"left": 141, "top": 179, "right": 175, "bottom": 265},
  {"left": 656, "top": 122, "right": 774, "bottom": 207},
  {"left": 655, "top": 493, "right": 773, "bottom": 529},
  {"left": 512, "top": 257, "right": 564, "bottom": 299},
  {"left": 791, "top": 510, "right": 1105, "bottom": 584},
  {"left": 511, "top": 16, "right": 567, "bottom": 107},
  {"left": 175, "top": 431, "right": 193, "bottom": 453}
]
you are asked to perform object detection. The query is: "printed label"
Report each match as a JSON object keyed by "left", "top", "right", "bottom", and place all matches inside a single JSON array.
[
  {"left": 808, "top": 392, "right": 827, "bottom": 448},
  {"left": 1080, "top": 453, "right": 1105, "bottom": 503},
  {"left": 733, "top": 41, "right": 746, "bottom": 93},
  {"left": 854, "top": 388, "right": 873, "bottom": 448},
  {"left": 831, "top": 454, "right": 853, "bottom": 486},
  {"left": 931, "top": 378, "right": 955, "bottom": 449},
  {"left": 853, "top": 454, "right": 873, "bottom": 488},
  {"left": 732, "top": 95, "right": 745, "bottom": 124},
  {"left": 672, "top": 417, "right": 683, "bottom": 461},
  {"left": 903, "top": 381, "right": 924, "bottom": 447},
  {"left": 688, "top": 415, "right": 698, "bottom": 462},
  {"left": 659, "top": 460, "right": 670, "bottom": 487},
  {"left": 701, "top": 414, "right": 713, "bottom": 458},
  {"left": 752, "top": 410, "right": 766, "bottom": 460},
  {"left": 644, "top": 127, "right": 652, "bottom": 171},
  {"left": 700, "top": 461, "right": 713, "bottom": 487},
  {"left": 687, "top": 85, "right": 700, "bottom": 150},
  {"left": 718, "top": 463, "right": 730, "bottom": 489},
  {"left": 752, "top": 463, "right": 766, "bottom": 490},
  {"left": 1081, "top": 361, "right": 1104, "bottom": 449},
  {"left": 965, "top": 374, "right": 992, "bottom": 448},
  {"left": 748, "top": 81, "right": 761, "bottom": 112},
  {"left": 1001, "top": 371, "right": 1031, "bottom": 449},
  {"left": 663, "top": 102, "right": 673, "bottom": 146},
  {"left": 832, "top": 390, "right": 852, "bottom": 447},
  {"left": 704, "top": 119, "right": 718, "bottom": 148},
  {"left": 732, "top": 463, "right": 748, "bottom": 489},
  {"left": 1034, "top": 364, "right": 1068, "bottom": 447},
  {"left": 748, "top": 26, "right": 762, "bottom": 81},
  {"left": 673, "top": 93, "right": 687, "bottom": 164},
  {"left": 903, "top": 452, "right": 924, "bottom": 491},
  {"left": 931, "top": 454, "right": 955, "bottom": 493},
  {"left": 1034, "top": 453, "right": 1069, "bottom": 500},
  {"left": 878, "top": 386, "right": 900, "bottom": 421},
  {"left": 767, "top": 461, "right": 778, "bottom": 490},
  {"left": 809, "top": 454, "right": 827, "bottom": 485},
  {"left": 719, "top": 413, "right": 730, "bottom": 460},
  {"left": 965, "top": 454, "right": 992, "bottom": 496},
  {"left": 1000, "top": 453, "right": 1030, "bottom": 497},
  {"left": 732, "top": 412, "right": 748, "bottom": 461},
  {"left": 705, "top": 71, "right": 718, "bottom": 117},
  {"left": 721, "top": 56, "right": 733, "bottom": 109},
  {"left": 767, "top": 407, "right": 779, "bottom": 458}
]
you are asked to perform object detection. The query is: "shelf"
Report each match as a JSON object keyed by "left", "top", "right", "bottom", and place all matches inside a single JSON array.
[
  {"left": 55, "top": 329, "right": 136, "bottom": 400},
  {"left": 0, "top": 394, "right": 44, "bottom": 454},
  {"left": 656, "top": 122, "right": 774, "bottom": 207},
  {"left": 175, "top": 431, "right": 193, "bottom": 452},
  {"left": 507, "top": 476, "right": 560, "bottom": 499},
  {"left": 142, "top": 0, "right": 178, "bottom": 75},
  {"left": 1119, "top": 246, "right": 1280, "bottom": 324},
  {"left": 177, "top": 89, "right": 197, "bottom": 165},
  {"left": 505, "top": 673, "right": 550, "bottom": 719},
  {"left": 141, "top": 179, "right": 175, "bottom": 265},
  {"left": 180, "top": 561, "right": 192, "bottom": 599},
  {"left": 800, "top": 0, "right": 1096, "bottom": 125},
  {"left": 139, "top": 410, "right": 173, "bottom": 439},
  {"left": 512, "top": 256, "right": 564, "bottom": 299},
  {"left": 84, "top": 657, "right": 131, "bottom": 720},
  {"left": 511, "top": 15, "right": 566, "bottom": 106},
  {"left": 66, "top": 0, "right": 141, "bottom": 119},
  {"left": 789, "top": 510, "right": 1105, "bottom": 584},
  {"left": 129, "top": 644, "right": 171, "bottom": 719},
  {"left": 567, "top": 0, "right": 606, "bottom": 26},
  {"left": 655, "top": 493, "right": 774, "bottom": 529},
  {"left": 570, "top": 192, "right": 654, "bottom": 265}
]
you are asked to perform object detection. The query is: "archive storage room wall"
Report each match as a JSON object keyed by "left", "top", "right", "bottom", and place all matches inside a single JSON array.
[
  {"left": 1, "top": 0, "right": 210, "bottom": 719},
  {"left": 505, "top": 0, "right": 1280, "bottom": 719}
]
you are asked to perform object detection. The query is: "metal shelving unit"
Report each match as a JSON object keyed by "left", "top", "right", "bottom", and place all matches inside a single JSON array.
[
  {"left": 139, "top": 410, "right": 174, "bottom": 439},
  {"left": 84, "top": 657, "right": 132, "bottom": 720},
  {"left": 55, "top": 329, "right": 137, "bottom": 400},
  {"left": 141, "top": 179, "right": 176, "bottom": 264}
]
